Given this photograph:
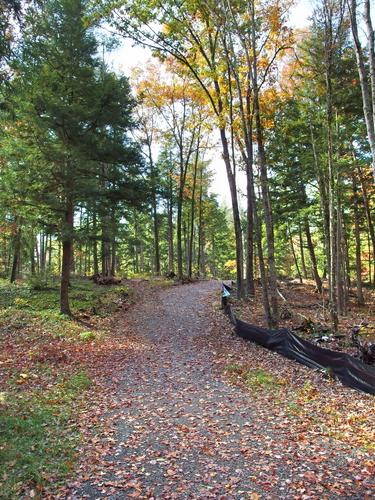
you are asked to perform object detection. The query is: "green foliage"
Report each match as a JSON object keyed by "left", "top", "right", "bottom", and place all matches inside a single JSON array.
[
  {"left": 245, "top": 369, "right": 275, "bottom": 389},
  {"left": 225, "top": 362, "right": 242, "bottom": 374},
  {"left": 79, "top": 330, "right": 96, "bottom": 342},
  {"left": 26, "top": 273, "right": 55, "bottom": 291}
]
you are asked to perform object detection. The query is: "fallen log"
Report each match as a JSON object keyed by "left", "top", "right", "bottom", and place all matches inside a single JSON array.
[{"left": 92, "top": 274, "right": 122, "bottom": 285}]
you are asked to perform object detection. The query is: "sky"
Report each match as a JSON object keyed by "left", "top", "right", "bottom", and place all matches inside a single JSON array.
[{"left": 107, "top": 0, "right": 314, "bottom": 206}]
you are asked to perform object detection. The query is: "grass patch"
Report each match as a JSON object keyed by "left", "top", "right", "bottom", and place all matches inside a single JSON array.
[
  {"left": 224, "top": 363, "right": 286, "bottom": 393},
  {"left": 0, "top": 370, "right": 91, "bottom": 498},
  {"left": 225, "top": 362, "right": 242, "bottom": 374},
  {"left": 245, "top": 368, "right": 275, "bottom": 389}
]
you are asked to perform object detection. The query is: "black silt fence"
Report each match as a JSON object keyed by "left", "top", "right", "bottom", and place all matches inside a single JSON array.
[{"left": 221, "top": 283, "right": 375, "bottom": 396}]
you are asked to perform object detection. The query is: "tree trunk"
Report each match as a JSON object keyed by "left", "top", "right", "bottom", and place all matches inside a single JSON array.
[
  {"left": 352, "top": 177, "right": 365, "bottom": 305},
  {"left": 253, "top": 98, "right": 278, "bottom": 325},
  {"left": 219, "top": 126, "right": 244, "bottom": 298},
  {"left": 30, "top": 230, "right": 36, "bottom": 276},
  {"left": 40, "top": 232, "right": 45, "bottom": 273},
  {"left": 188, "top": 136, "right": 200, "bottom": 278},
  {"left": 177, "top": 185, "right": 184, "bottom": 280},
  {"left": 368, "top": 231, "right": 372, "bottom": 285},
  {"left": 299, "top": 226, "right": 308, "bottom": 279},
  {"left": 150, "top": 152, "right": 160, "bottom": 275},
  {"left": 167, "top": 199, "right": 174, "bottom": 274},
  {"left": 111, "top": 204, "right": 116, "bottom": 277},
  {"left": 101, "top": 214, "right": 111, "bottom": 277},
  {"left": 92, "top": 210, "right": 99, "bottom": 276},
  {"left": 324, "top": 2, "right": 338, "bottom": 329},
  {"left": 10, "top": 225, "right": 21, "bottom": 283},
  {"left": 223, "top": 35, "right": 254, "bottom": 297},
  {"left": 304, "top": 219, "right": 322, "bottom": 293},
  {"left": 336, "top": 204, "right": 346, "bottom": 316},
  {"left": 197, "top": 165, "right": 205, "bottom": 277},
  {"left": 78, "top": 208, "right": 83, "bottom": 276},
  {"left": 289, "top": 228, "right": 302, "bottom": 283},
  {"left": 140, "top": 241, "right": 144, "bottom": 273},
  {"left": 310, "top": 121, "right": 330, "bottom": 277},
  {"left": 239, "top": 143, "right": 272, "bottom": 325},
  {"left": 250, "top": 3, "right": 278, "bottom": 325},
  {"left": 60, "top": 197, "right": 73, "bottom": 316},
  {"left": 48, "top": 234, "right": 53, "bottom": 272}
]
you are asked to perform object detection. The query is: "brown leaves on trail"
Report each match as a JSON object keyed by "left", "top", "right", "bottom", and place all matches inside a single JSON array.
[
  {"left": 49, "top": 280, "right": 375, "bottom": 499},
  {"left": 7, "top": 279, "right": 373, "bottom": 498}
]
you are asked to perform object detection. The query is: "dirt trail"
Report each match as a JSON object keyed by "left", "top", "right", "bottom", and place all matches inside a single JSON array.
[{"left": 74, "top": 280, "right": 373, "bottom": 499}]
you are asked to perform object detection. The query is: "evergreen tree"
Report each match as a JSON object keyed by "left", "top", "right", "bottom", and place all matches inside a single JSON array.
[{"left": 2, "top": 0, "right": 143, "bottom": 314}]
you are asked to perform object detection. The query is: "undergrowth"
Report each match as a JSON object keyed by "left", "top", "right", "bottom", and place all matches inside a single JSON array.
[{"left": 0, "top": 371, "right": 91, "bottom": 498}]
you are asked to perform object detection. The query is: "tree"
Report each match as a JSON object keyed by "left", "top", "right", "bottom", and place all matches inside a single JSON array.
[{"left": 3, "top": 0, "right": 143, "bottom": 314}]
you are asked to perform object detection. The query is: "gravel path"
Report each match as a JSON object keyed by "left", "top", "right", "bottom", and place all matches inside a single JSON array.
[{"left": 74, "top": 280, "right": 374, "bottom": 499}]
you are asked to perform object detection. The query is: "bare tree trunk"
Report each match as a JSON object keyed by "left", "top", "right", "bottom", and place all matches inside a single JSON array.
[
  {"left": 140, "top": 241, "right": 144, "bottom": 273},
  {"left": 310, "top": 121, "right": 330, "bottom": 274},
  {"left": 101, "top": 217, "right": 111, "bottom": 277},
  {"left": 188, "top": 135, "right": 200, "bottom": 278},
  {"left": 48, "top": 234, "right": 52, "bottom": 272},
  {"left": 60, "top": 196, "right": 73, "bottom": 316},
  {"left": 223, "top": 34, "right": 254, "bottom": 296},
  {"left": 30, "top": 229, "right": 36, "bottom": 276},
  {"left": 177, "top": 174, "right": 184, "bottom": 280},
  {"left": 197, "top": 165, "right": 205, "bottom": 277},
  {"left": 183, "top": 219, "right": 188, "bottom": 272},
  {"left": 324, "top": 0, "right": 339, "bottom": 329},
  {"left": 368, "top": 231, "right": 372, "bottom": 285},
  {"left": 58, "top": 240, "right": 61, "bottom": 274},
  {"left": 304, "top": 219, "right": 322, "bottom": 293},
  {"left": 111, "top": 204, "right": 116, "bottom": 277},
  {"left": 167, "top": 200, "right": 174, "bottom": 274},
  {"left": 352, "top": 177, "right": 365, "bottom": 304},
  {"left": 219, "top": 126, "right": 244, "bottom": 298},
  {"left": 78, "top": 208, "right": 83, "bottom": 276},
  {"left": 250, "top": 2, "right": 278, "bottom": 325},
  {"left": 149, "top": 151, "right": 160, "bottom": 275},
  {"left": 336, "top": 205, "right": 346, "bottom": 315},
  {"left": 10, "top": 225, "right": 21, "bottom": 283},
  {"left": 299, "top": 226, "right": 308, "bottom": 279},
  {"left": 289, "top": 228, "right": 302, "bottom": 283},
  {"left": 84, "top": 214, "right": 89, "bottom": 275},
  {"left": 92, "top": 210, "right": 99, "bottom": 276},
  {"left": 253, "top": 97, "right": 278, "bottom": 325},
  {"left": 40, "top": 231, "right": 45, "bottom": 273},
  {"left": 246, "top": 147, "right": 272, "bottom": 326}
]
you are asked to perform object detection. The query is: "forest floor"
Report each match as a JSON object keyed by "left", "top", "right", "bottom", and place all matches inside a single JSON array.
[
  {"left": 1, "top": 278, "right": 374, "bottom": 499},
  {"left": 67, "top": 279, "right": 373, "bottom": 499}
]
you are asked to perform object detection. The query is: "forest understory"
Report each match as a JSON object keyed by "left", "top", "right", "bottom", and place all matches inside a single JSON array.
[{"left": 233, "top": 278, "right": 375, "bottom": 358}]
